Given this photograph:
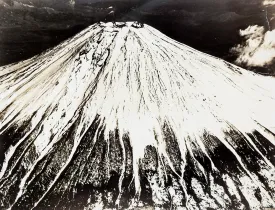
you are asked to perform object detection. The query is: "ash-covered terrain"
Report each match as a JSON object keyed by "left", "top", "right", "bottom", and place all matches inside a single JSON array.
[{"left": 0, "top": 22, "right": 275, "bottom": 209}]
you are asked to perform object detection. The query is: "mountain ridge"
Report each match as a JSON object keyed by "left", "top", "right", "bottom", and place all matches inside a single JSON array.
[{"left": 0, "top": 22, "right": 275, "bottom": 209}]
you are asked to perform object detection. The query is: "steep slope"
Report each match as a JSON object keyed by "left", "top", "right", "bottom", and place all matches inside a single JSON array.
[{"left": 0, "top": 22, "right": 275, "bottom": 209}]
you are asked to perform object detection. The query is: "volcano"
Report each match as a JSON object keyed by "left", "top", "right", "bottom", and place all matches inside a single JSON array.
[{"left": 0, "top": 22, "right": 275, "bottom": 209}]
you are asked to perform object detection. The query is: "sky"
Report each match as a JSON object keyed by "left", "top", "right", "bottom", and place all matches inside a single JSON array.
[{"left": 0, "top": 0, "right": 274, "bottom": 72}]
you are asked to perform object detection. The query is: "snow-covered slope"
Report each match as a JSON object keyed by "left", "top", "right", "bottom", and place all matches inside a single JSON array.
[{"left": 0, "top": 22, "right": 275, "bottom": 209}]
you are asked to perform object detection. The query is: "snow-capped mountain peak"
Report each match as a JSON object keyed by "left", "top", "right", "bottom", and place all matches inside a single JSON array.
[{"left": 0, "top": 22, "right": 275, "bottom": 209}]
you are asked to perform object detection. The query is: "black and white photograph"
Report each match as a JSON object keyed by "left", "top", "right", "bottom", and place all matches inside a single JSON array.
[{"left": 0, "top": 0, "right": 275, "bottom": 209}]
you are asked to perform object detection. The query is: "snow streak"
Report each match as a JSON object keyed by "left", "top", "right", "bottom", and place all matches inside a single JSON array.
[{"left": 0, "top": 22, "right": 275, "bottom": 209}]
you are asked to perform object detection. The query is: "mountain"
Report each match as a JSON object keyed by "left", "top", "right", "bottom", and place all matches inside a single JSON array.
[{"left": 0, "top": 22, "right": 275, "bottom": 209}]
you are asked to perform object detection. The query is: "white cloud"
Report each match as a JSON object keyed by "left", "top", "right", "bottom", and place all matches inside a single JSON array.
[
  {"left": 263, "top": 0, "right": 275, "bottom": 6},
  {"left": 231, "top": 25, "right": 275, "bottom": 67}
]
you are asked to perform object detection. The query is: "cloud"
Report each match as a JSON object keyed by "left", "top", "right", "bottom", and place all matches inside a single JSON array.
[
  {"left": 231, "top": 25, "right": 275, "bottom": 67},
  {"left": 263, "top": 0, "right": 275, "bottom": 6}
]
